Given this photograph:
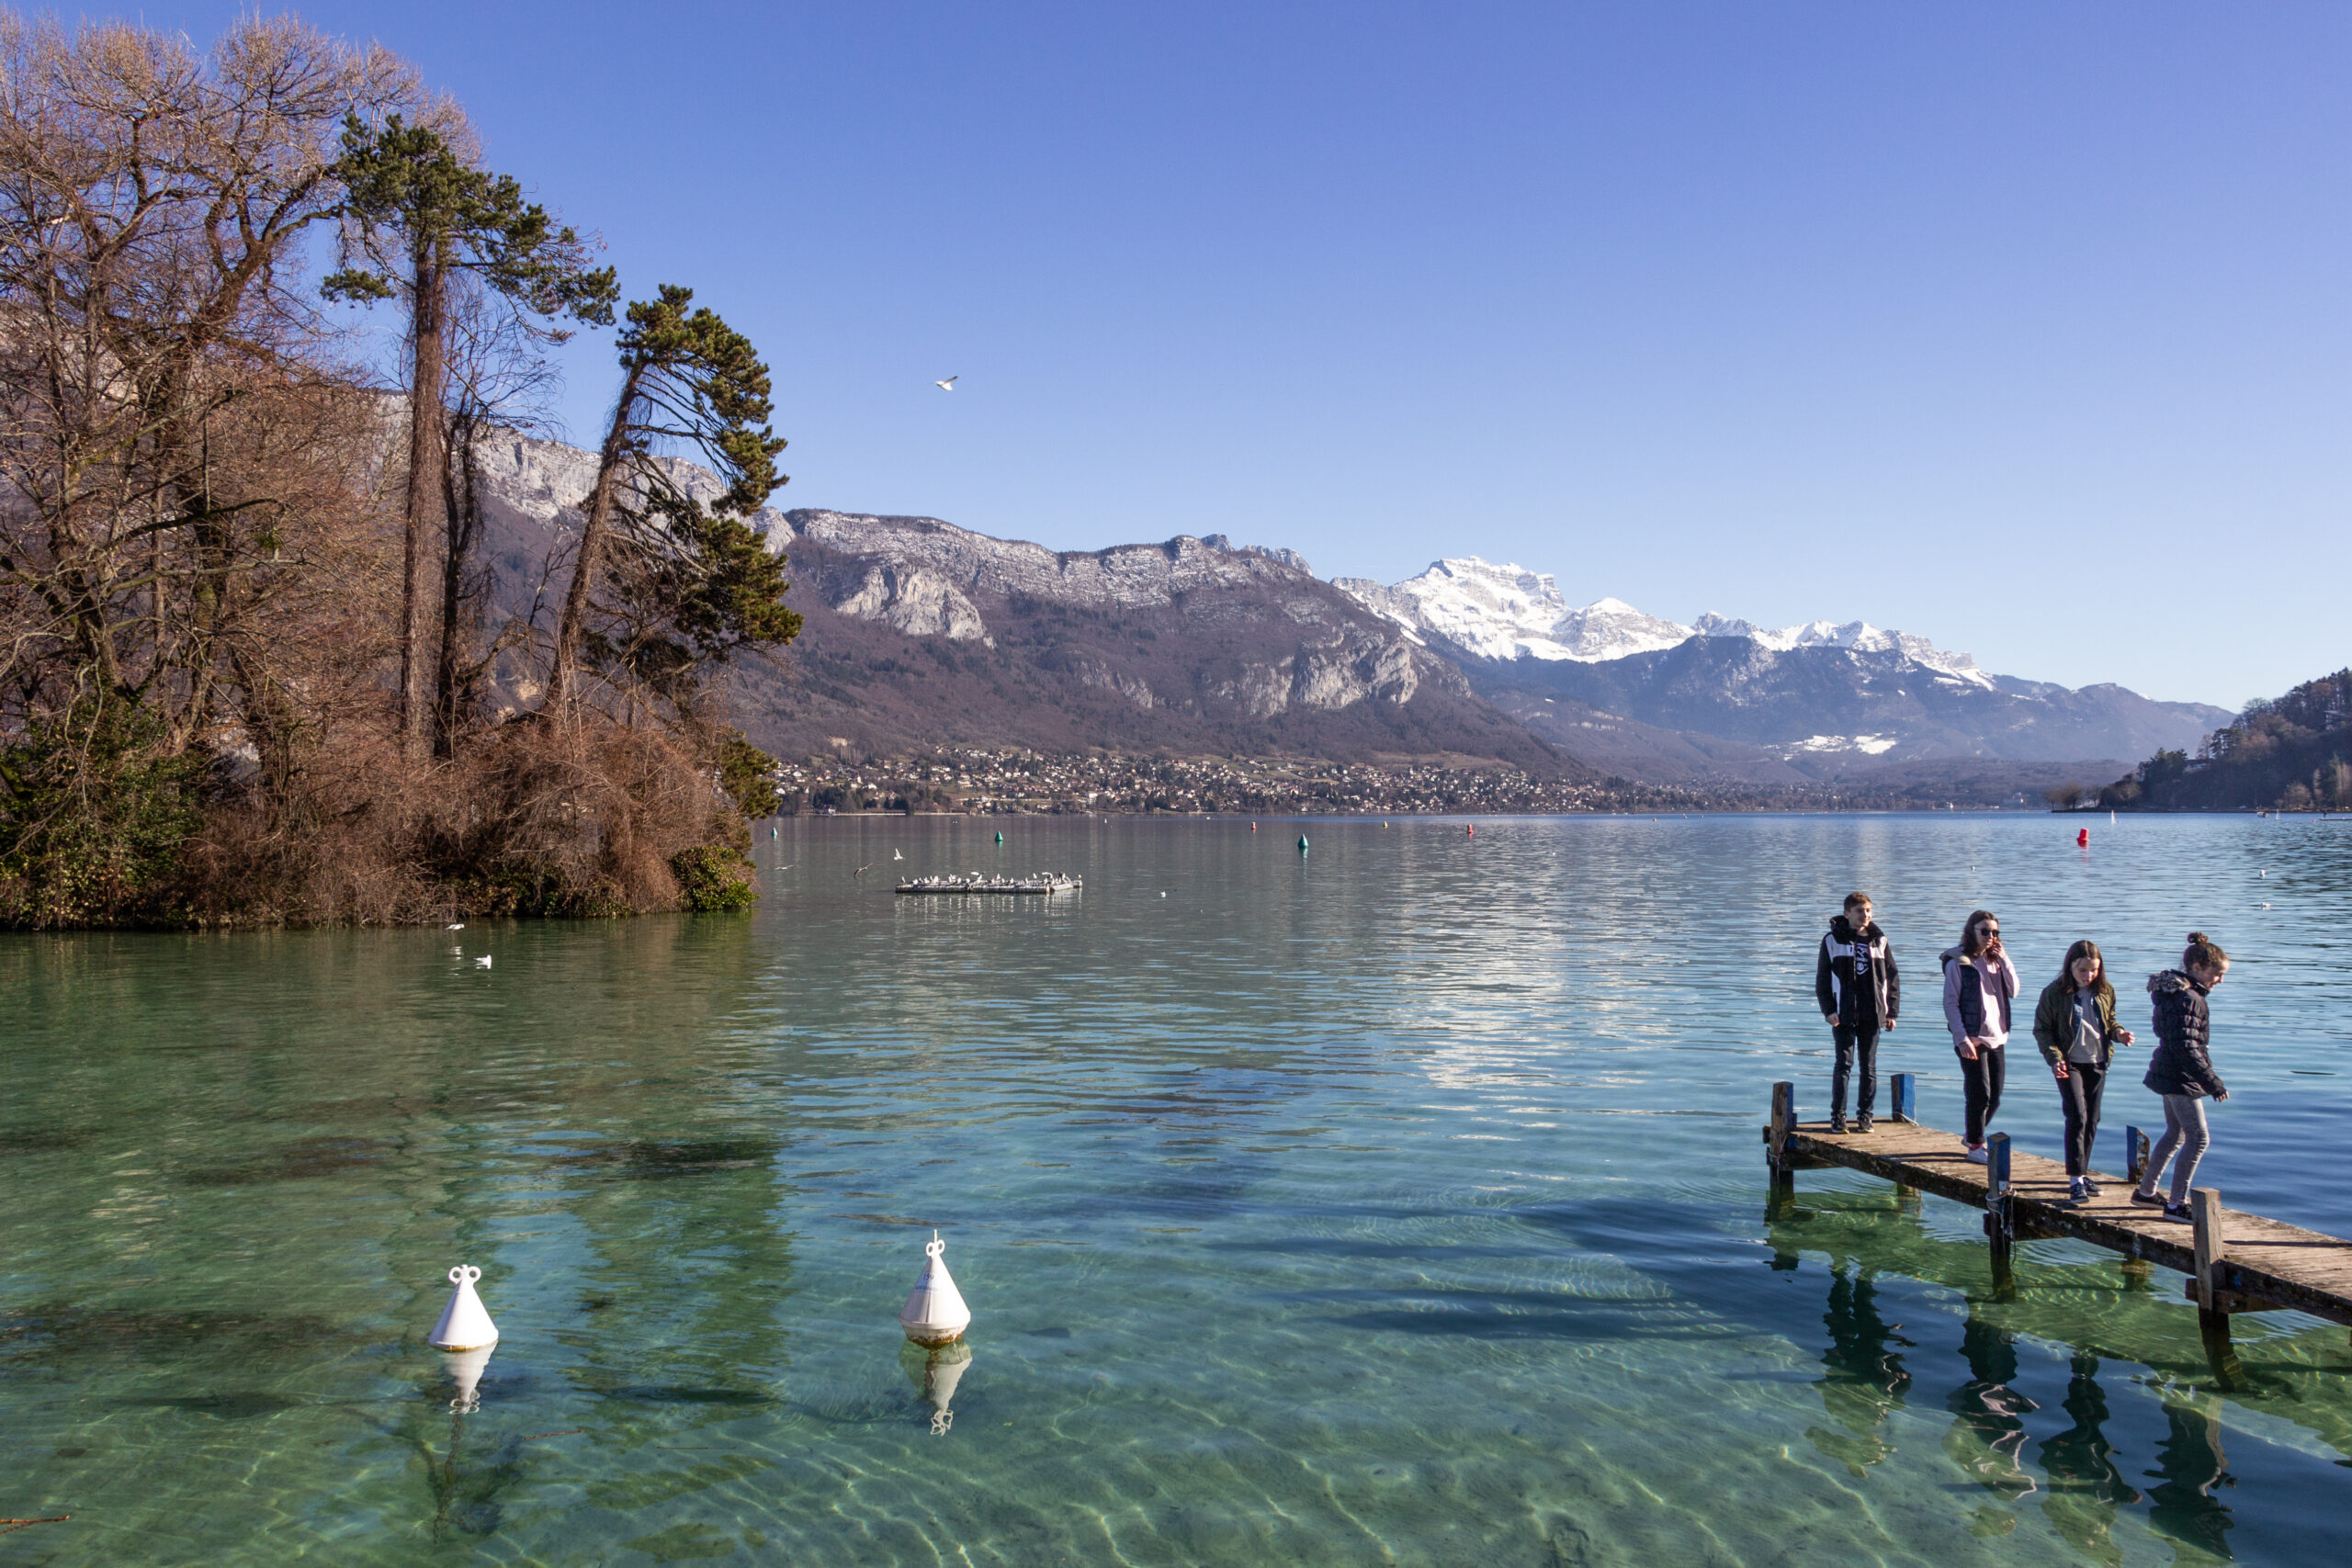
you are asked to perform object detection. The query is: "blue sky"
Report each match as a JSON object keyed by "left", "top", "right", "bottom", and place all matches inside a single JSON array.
[{"left": 132, "top": 3, "right": 2351, "bottom": 709}]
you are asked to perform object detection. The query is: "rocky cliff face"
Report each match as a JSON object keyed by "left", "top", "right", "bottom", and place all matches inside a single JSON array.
[{"left": 757, "top": 510, "right": 1557, "bottom": 766}]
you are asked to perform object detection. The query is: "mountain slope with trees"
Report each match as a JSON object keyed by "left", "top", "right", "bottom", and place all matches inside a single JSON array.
[{"left": 2101, "top": 668, "right": 2350, "bottom": 811}]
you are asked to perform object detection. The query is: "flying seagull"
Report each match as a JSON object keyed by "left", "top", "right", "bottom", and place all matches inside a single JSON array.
[{"left": 933, "top": 377, "right": 957, "bottom": 391}]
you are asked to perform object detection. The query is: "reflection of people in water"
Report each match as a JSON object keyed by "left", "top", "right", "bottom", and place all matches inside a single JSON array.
[
  {"left": 1804, "top": 1264, "right": 1913, "bottom": 1477},
  {"left": 2035, "top": 1351, "right": 2143, "bottom": 1565},
  {"left": 1944, "top": 1311, "right": 2039, "bottom": 1508},
  {"left": 2144, "top": 1396, "right": 2235, "bottom": 1561}
]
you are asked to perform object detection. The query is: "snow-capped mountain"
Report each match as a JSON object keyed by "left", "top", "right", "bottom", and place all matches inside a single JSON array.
[
  {"left": 1331, "top": 554, "right": 2227, "bottom": 772},
  {"left": 1688, "top": 613, "right": 1991, "bottom": 688},
  {"left": 1330, "top": 558, "right": 1691, "bottom": 663},
  {"left": 1332, "top": 556, "right": 1991, "bottom": 685}
]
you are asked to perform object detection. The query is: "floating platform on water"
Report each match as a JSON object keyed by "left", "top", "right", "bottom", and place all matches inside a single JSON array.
[
  {"left": 895, "top": 873, "right": 1082, "bottom": 896},
  {"left": 1765, "top": 1076, "right": 2352, "bottom": 1382}
]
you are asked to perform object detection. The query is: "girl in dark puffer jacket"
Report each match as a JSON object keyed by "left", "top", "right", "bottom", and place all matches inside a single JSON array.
[{"left": 2132, "top": 932, "right": 2231, "bottom": 1222}]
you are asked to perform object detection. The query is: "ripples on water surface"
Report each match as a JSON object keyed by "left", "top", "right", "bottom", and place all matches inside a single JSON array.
[{"left": 2, "top": 814, "right": 2348, "bottom": 1564}]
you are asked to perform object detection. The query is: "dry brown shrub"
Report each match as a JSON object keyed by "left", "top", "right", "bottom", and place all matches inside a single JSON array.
[{"left": 175, "top": 715, "right": 738, "bottom": 925}]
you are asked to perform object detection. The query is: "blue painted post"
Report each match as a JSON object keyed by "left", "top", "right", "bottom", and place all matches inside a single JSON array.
[
  {"left": 2125, "top": 1124, "right": 2148, "bottom": 1187},
  {"left": 1891, "top": 1072, "right": 1916, "bottom": 1123}
]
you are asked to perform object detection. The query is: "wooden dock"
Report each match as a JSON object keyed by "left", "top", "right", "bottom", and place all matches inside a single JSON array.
[{"left": 1764, "top": 1076, "right": 2352, "bottom": 1381}]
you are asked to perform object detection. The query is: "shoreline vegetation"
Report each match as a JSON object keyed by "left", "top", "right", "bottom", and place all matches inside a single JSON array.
[
  {"left": 0, "top": 14, "right": 800, "bottom": 930},
  {"left": 2051, "top": 667, "right": 2350, "bottom": 816}
]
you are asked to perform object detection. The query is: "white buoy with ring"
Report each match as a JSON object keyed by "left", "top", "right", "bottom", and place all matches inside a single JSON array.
[
  {"left": 899, "top": 1230, "right": 972, "bottom": 1346},
  {"left": 429, "top": 1264, "right": 499, "bottom": 1351}
]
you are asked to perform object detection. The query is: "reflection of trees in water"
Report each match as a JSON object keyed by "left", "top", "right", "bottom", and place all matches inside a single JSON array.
[{"left": 1804, "top": 1264, "right": 1913, "bottom": 1477}]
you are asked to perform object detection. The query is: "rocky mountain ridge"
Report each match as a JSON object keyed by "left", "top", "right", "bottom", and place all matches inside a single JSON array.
[
  {"left": 469, "top": 439, "right": 1564, "bottom": 770},
  {"left": 467, "top": 436, "right": 2226, "bottom": 788}
]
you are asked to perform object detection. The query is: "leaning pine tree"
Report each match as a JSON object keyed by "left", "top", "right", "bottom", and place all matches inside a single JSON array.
[{"left": 547, "top": 284, "right": 799, "bottom": 714}]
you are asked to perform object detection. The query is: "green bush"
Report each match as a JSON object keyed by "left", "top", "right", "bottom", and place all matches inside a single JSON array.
[
  {"left": 718, "top": 732, "right": 782, "bottom": 819},
  {"left": 670, "top": 846, "right": 756, "bottom": 912},
  {"left": 0, "top": 702, "right": 210, "bottom": 928}
]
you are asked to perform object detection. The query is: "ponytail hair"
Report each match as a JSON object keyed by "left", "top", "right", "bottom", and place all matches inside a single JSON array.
[{"left": 2184, "top": 931, "right": 2229, "bottom": 973}]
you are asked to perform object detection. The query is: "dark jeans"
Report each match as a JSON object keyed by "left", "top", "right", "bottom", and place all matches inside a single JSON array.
[
  {"left": 1833, "top": 1021, "right": 1881, "bottom": 1119},
  {"left": 1956, "top": 1044, "right": 2005, "bottom": 1145},
  {"left": 2055, "top": 1056, "right": 2107, "bottom": 1177}
]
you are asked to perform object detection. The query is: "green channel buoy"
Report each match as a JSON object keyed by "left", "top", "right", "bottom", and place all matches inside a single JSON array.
[
  {"left": 994, "top": 831, "right": 1003, "bottom": 844},
  {"left": 1296, "top": 834, "right": 1309, "bottom": 851}
]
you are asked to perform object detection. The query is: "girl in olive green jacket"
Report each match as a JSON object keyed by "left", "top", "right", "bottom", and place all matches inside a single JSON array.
[{"left": 2031, "top": 940, "right": 2137, "bottom": 1201}]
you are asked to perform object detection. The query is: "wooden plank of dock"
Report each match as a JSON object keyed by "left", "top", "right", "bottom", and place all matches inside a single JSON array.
[{"left": 1763, "top": 1098, "right": 2352, "bottom": 1332}]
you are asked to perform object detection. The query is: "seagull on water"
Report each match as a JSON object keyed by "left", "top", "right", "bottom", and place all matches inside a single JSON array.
[
  {"left": 474, "top": 954, "right": 493, "bottom": 968},
  {"left": 933, "top": 376, "right": 958, "bottom": 391},
  {"left": 893, "top": 849, "right": 904, "bottom": 861},
  {"left": 446, "top": 921, "right": 465, "bottom": 931}
]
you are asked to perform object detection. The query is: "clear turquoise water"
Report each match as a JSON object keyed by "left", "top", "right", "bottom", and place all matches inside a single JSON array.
[{"left": 3, "top": 814, "right": 2348, "bottom": 1565}]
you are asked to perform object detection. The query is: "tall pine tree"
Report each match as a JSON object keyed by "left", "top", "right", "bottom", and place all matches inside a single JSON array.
[{"left": 324, "top": 114, "right": 615, "bottom": 761}]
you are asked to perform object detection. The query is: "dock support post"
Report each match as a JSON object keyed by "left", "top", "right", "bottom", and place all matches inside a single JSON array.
[
  {"left": 1891, "top": 1072, "right": 1916, "bottom": 1124},
  {"left": 1767, "top": 1081, "right": 1796, "bottom": 1202},
  {"left": 2124, "top": 1124, "right": 2149, "bottom": 1190},
  {"left": 1984, "top": 1134, "right": 2015, "bottom": 1292},
  {"left": 2189, "top": 1188, "right": 2245, "bottom": 1389}
]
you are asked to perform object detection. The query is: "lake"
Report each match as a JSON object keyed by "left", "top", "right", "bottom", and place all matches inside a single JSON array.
[{"left": 2, "top": 813, "right": 2347, "bottom": 1564}]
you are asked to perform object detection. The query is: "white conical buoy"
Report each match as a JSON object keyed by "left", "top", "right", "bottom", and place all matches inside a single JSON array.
[
  {"left": 428, "top": 1264, "right": 499, "bottom": 1350},
  {"left": 899, "top": 1231, "right": 972, "bottom": 1346},
  {"left": 443, "top": 1344, "right": 494, "bottom": 1412}
]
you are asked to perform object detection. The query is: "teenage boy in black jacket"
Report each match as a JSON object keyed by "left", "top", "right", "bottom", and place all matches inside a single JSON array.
[{"left": 1815, "top": 891, "right": 1901, "bottom": 1133}]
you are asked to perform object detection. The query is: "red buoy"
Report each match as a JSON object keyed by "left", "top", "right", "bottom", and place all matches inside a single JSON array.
[
  {"left": 2077, "top": 828, "right": 2089, "bottom": 848},
  {"left": 1466, "top": 824, "right": 1475, "bottom": 836}
]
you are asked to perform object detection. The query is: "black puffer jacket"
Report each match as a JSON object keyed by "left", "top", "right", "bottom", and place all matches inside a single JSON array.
[{"left": 2143, "top": 970, "right": 2226, "bottom": 1099}]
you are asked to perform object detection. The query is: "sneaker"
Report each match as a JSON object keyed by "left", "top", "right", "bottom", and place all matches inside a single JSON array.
[
  {"left": 1856, "top": 1113, "right": 1873, "bottom": 1134},
  {"left": 1829, "top": 1114, "right": 1847, "bottom": 1134},
  {"left": 2069, "top": 1177, "right": 2088, "bottom": 1201},
  {"left": 1966, "top": 1145, "right": 1989, "bottom": 1165},
  {"left": 2164, "top": 1203, "right": 2193, "bottom": 1224},
  {"left": 2129, "top": 1190, "right": 2166, "bottom": 1207},
  {"left": 2079, "top": 1178, "right": 2103, "bottom": 1197}
]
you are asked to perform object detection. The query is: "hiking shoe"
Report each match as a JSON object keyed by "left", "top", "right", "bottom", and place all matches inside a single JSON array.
[
  {"left": 2130, "top": 1190, "right": 2166, "bottom": 1207},
  {"left": 2164, "top": 1203, "right": 2193, "bottom": 1224},
  {"left": 1966, "top": 1145, "right": 1990, "bottom": 1165}
]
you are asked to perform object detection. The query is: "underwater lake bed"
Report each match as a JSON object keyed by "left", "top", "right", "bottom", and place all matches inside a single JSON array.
[{"left": 3, "top": 814, "right": 2349, "bottom": 1564}]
